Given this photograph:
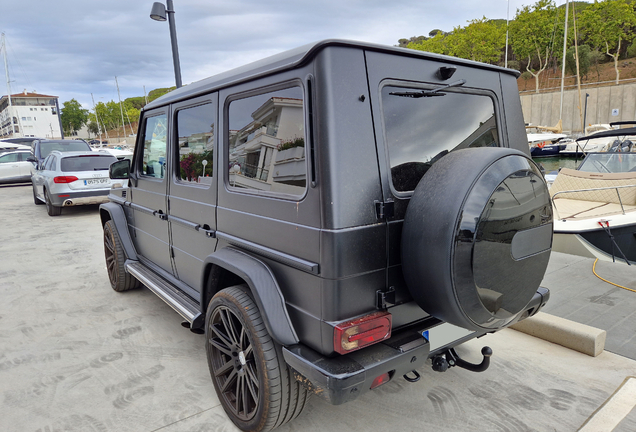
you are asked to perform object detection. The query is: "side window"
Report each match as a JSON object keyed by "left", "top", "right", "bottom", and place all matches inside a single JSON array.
[
  {"left": 44, "top": 155, "right": 55, "bottom": 171},
  {"left": 381, "top": 84, "right": 499, "bottom": 193},
  {"left": 175, "top": 103, "right": 215, "bottom": 185},
  {"left": 141, "top": 114, "right": 168, "bottom": 178},
  {"left": 0, "top": 153, "right": 18, "bottom": 163},
  {"left": 227, "top": 86, "right": 306, "bottom": 197}
]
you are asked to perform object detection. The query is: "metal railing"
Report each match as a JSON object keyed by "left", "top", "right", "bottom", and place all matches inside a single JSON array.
[
  {"left": 551, "top": 184, "right": 636, "bottom": 218},
  {"left": 241, "top": 162, "right": 269, "bottom": 182}
]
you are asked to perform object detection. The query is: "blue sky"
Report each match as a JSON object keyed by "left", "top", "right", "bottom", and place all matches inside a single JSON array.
[{"left": 0, "top": 0, "right": 567, "bottom": 110}]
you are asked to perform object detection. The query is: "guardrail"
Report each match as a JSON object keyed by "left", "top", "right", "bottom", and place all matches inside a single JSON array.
[{"left": 552, "top": 184, "right": 636, "bottom": 218}]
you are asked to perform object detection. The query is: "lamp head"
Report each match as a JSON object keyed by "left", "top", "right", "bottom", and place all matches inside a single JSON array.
[{"left": 150, "top": 2, "right": 167, "bottom": 21}]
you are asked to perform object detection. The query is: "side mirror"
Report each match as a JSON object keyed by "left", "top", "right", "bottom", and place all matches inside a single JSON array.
[
  {"left": 27, "top": 156, "right": 37, "bottom": 164},
  {"left": 110, "top": 159, "right": 130, "bottom": 180}
]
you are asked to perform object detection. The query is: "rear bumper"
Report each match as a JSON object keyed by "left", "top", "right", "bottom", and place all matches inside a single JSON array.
[
  {"left": 283, "top": 287, "right": 549, "bottom": 405},
  {"left": 50, "top": 189, "right": 110, "bottom": 206}
]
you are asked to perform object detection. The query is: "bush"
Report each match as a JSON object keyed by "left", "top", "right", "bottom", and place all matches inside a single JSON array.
[
  {"left": 627, "top": 40, "right": 636, "bottom": 59},
  {"left": 277, "top": 137, "right": 304, "bottom": 151},
  {"left": 520, "top": 71, "right": 532, "bottom": 80}
]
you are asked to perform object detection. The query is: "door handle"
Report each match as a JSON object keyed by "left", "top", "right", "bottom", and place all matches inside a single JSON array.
[{"left": 153, "top": 209, "right": 168, "bottom": 220}]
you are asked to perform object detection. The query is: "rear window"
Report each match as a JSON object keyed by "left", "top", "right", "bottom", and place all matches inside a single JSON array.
[
  {"left": 381, "top": 83, "right": 499, "bottom": 193},
  {"left": 40, "top": 141, "right": 91, "bottom": 159},
  {"left": 61, "top": 155, "right": 117, "bottom": 172}
]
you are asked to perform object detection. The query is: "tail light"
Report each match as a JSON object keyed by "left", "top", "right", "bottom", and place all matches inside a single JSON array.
[
  {"left": 333, "top": 311, "right": 392, "bottom": 355},
  {"left": 54, "top": 176, "right": 79, "bottom": 183}
]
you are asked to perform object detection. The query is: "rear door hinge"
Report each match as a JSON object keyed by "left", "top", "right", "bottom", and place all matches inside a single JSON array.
[
  {"left": 377, "top": 286, "right": 396, "bottom": 310},
  {"left": 375, "top": 199, "right": 394, "bottom": 220}
]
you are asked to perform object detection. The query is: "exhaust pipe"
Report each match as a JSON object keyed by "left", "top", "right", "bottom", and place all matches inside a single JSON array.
[{"left": 63, "top": 199, "right": 73, "bottom": 206}]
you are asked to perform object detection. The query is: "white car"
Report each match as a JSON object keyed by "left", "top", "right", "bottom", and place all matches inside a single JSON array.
[
  {"left": 0, "top": 150, "right": 33, "bottom": 183},
  {"left": 32, "top": 150, "right": 118, "bottom": 216}
]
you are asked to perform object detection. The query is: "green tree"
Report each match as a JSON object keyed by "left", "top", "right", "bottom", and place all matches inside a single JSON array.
[
  {"left": 448, "top": 17, "right": 506, "bottom": 64},
  {"left": 60, "top": 99, "right": 89, "bottom": 135},
  {"left": 510, "top": 0, "right": 563, "bottom": 93},
  {"left": 408, "top": 32, "right": 451, "bottom": 56},
  {"left": 565, "top": 44, "right": 591, "bottom": 78},
  {"left": 87, "top": 121, "right": 99, "bottom": 136},
  {"left": 579, "top": 0, "right": 636, "bottom": 84}
]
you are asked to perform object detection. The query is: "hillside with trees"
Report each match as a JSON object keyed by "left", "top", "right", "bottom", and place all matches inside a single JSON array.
[{"left": 400, "top": 0, "right": 636, "bottom": 93}]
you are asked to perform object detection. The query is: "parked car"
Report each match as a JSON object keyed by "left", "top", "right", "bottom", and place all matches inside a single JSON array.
[
  {"left": 28, "top": 139, "right": 92, "bottom": 171},
  {"left": 0, "top": 136, "right": 42, "bottom": 146},
  {"left": 32, "top": 150, "right": 118, "bottom": 216},
  {"left": 0, "top": 150, "right": 33, "bottom": 183},
  {"left": 101, "top": 40, "right": 553, "bottom": 432},
  {"left": 0, "top": 143, "right": 31, "bottom": 154}
]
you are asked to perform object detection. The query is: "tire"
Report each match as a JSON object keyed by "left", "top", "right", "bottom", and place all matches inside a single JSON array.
[
  {"left": 44, "top": 188, "right": 62, "bottom": 216},
  {"left": 32, "top": 184, "right": 43, "bottom": 205},
  {"left": 401, "top": 147, "right": 553, "bottom": 332},
  {"left": 206, "top": 285, "right": 308, "bottom": 432},
  {"left": 103, "top": 220, "right": 140, "bottom": 292}
]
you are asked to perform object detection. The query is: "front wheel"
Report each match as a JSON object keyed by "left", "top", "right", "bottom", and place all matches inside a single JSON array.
[
  {"left": 32, "top": 184, "right": 43, "bottom": 205},
  {"left": 205, "top": 285, "right": 308, "bottom": 432},
  {"left": 103, "top": 220, "right": 139, "bottom": 292}
]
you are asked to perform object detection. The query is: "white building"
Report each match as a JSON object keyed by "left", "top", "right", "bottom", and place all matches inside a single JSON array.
[{"left": 0, "top": 91, "right": 63, "bottom": 139}]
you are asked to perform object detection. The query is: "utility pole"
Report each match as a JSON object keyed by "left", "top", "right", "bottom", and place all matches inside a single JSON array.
[{"left": 559, "top": 0, "right": 570, "bottom": 122}]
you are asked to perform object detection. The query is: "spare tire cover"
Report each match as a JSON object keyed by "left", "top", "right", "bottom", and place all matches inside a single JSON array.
[{"left": 401, "top": 147, "right": 553, "bottom": 331}]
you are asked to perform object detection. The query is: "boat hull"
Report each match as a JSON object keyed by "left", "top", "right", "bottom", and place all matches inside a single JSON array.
[
  {"left": 553, "top": 222, "right": 636, "bottom": 264},
  {"left": 530, "top": 144, "right": 566, "bottom": 158}
]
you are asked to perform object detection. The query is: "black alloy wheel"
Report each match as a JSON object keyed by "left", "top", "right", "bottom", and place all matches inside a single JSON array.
[
  {"left": 206, "top": 286, "right": 308, "bottom": 432},
  {"left": 209, "top": 303, "right": 260, "bottom": 422},
  {"left": 103, "top": 220, "right": 139, "bottom": 292}
]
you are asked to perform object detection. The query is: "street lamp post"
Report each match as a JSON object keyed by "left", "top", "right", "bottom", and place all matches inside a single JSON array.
[{"left": 150, "top": 0, "right": 183, "bottom": 88}]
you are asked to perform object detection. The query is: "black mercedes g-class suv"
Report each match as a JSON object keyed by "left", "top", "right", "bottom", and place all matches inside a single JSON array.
[{"left": 101, "top": 40, "right": 553, "bottom": 432}]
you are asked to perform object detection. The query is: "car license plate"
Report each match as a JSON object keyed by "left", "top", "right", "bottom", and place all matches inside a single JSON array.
[
  {"left": 423, "top": 323, "right": 473, "bottom": 351},
  {"left": 84, "top": 178, "right": 108, "bottom": 185}
]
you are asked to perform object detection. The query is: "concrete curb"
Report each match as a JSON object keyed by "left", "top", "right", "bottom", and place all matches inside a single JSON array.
[{"left": 510, "top": 312, "right": 606, "bottom": 357}]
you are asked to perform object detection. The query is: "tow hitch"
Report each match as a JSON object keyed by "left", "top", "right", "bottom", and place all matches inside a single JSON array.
[{"left": 431, "top": 346, "right": 493, "bottom": 373}]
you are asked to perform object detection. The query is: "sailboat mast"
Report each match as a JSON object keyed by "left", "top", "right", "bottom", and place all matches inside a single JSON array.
[
  {"left": 115, "top": 76, "right": 128, "bottom": 138},
  {"left": 572, "top": 5, "right": 585, "bottom": 133},
  {"left": 559, "top": 0, "right": 570, "bottom": 122},
  {"left": 1, "top": 33, "right": 17, "bottom": 138}
]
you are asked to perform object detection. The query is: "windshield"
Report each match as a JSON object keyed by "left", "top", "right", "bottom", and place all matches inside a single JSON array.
[
  {"left": 40, "top": 141, "right": 91, "bottom": 159},
  {"left": 577, "top": 153, "right": 636, "bottom": 174},
  {"left": 382, "top": 84, "right": 499, "bottom": 192},
  {"left": 61, "top": 155, "right": 117, "bottom": 172}
]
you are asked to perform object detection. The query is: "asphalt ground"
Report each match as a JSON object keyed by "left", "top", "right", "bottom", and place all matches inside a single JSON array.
[{"left": 1, "top": 183, "right": 635, "bottom": 432}]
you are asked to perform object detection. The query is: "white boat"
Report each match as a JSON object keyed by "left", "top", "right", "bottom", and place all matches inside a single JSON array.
[
  {"left": 551, "top": 150, "right": 636, "bottom": 264},
  {"left": 527, "top": 132, "right": 567, "bottom": 157},
  {"left": 560, "top": 123, "right": 636, "bottom": 155}
]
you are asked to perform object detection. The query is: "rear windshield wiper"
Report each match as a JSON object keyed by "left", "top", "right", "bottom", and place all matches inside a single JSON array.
[{"left": 390, "top": 79, "right": 466, "bottom": 98}]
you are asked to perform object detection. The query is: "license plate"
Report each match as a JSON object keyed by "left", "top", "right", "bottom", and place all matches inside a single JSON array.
[
  {"left": 423, "top": 323, "right": 473, "bottom": 351},
  {"left": 84, "top": 178, "right": 109, "bottom": 185}
]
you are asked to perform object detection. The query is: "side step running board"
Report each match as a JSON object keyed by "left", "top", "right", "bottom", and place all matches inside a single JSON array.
[{"left": 126, "top": 261, "right": 203, "bottom": 328}]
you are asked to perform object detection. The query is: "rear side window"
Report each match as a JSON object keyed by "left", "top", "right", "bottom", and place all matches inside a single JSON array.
[
  {"left": 176, "top": 103, "right": 215, "bottom": 185},
  {"left": 227, "top": 86, "right": 306, "bottom": 197},
  {"left": 39, "top": 141, "right": 91, "bottom": 159},
  {"left": 381, "top": 84, "right": 499, "bottom": 193},
  {"left": 61, "top": 155, "right": 117, "bottom": 172},
  {"left": 0, "top": 153, "right": 19, "bottom": 163},
  {"left": 141, "top": 114, "right": 168, "bottom": 178}
]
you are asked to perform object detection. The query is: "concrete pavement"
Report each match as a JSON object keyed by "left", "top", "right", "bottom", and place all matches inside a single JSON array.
[{"left": 1, "top": 183, "right": 635, "bottom": 432}]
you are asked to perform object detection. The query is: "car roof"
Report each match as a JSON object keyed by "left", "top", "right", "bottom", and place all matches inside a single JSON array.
[
  {"left": 0, "top": 149, "right": 30, "bottom": 154},
  {"left": 145, "top": 39, "right": 520, "bottom": 110},
  {"left": 37, "top": 139, "right": 88, "bottom": 144},
  {"left": 50, "top": 150, "right": 116, "bottom": 158}
]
